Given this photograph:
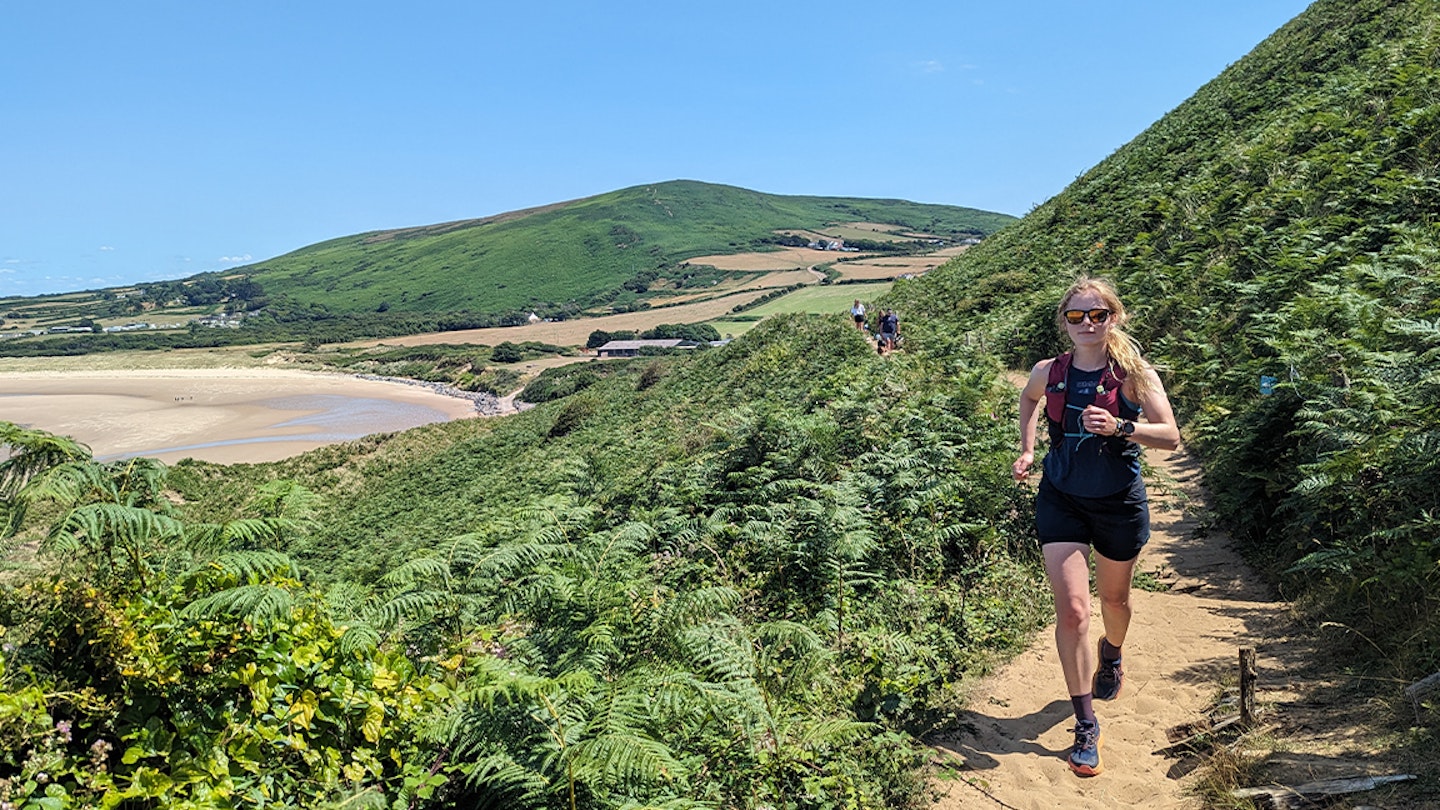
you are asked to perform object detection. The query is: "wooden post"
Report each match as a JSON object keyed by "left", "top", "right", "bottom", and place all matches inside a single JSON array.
[
  {"left": 1404, "top": 670, "right": 1440, "bottom": 723},
  {"left": 1233, "top": 774, "right": 1417, "bottom": 808},
  {"left": 1239, "top": 647, "right": 1257, "bottom": 726}
]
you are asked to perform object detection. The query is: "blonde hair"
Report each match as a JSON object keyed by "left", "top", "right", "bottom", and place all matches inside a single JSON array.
[{"left": 1055, "top": 276, "right": 1160, "bottom": 402}]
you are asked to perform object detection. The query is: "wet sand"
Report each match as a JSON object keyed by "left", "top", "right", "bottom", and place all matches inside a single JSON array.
[{"left": 0, "top": 369, "right": 482, "bottom": 465}]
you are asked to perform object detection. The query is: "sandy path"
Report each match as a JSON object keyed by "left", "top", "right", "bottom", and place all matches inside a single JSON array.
[{"left": 930, "top": 446, "right": 1301, "bottom": 809}]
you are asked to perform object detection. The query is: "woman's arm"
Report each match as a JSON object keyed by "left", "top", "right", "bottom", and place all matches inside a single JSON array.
[
  {"left": 1013, "top": 360, "right": 1052, "bottom": 481},
  {"left": 1123, "top": 366, "right": 1180, "bottom": 451}
]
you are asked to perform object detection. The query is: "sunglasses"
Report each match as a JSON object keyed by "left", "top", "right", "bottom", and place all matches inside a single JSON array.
[{"left": 1063, "top": 308, "right": 1112, "bottom": 325}]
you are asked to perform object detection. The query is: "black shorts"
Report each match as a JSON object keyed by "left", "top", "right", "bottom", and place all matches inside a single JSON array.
[{"left": 1035, "top": 476, "right": 1150, "bottom": 562}]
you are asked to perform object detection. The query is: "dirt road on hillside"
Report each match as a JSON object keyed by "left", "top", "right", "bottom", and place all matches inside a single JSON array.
[
  {"left": 929, "top": 447, "right": 1310, "bottom": 809},
  {"left": 348, "top": 288, "right": 780, "bottom": 349}
]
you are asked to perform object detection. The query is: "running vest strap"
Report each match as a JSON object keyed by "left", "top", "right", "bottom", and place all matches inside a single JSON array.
[
  {"left": 1044, "top": 352, "right": 1128, "bottom": 426},
  {"left": 1042, "top": 354, "right": 1143, "bottom": 497}
]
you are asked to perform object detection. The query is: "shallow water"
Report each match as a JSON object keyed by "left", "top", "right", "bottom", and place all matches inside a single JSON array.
[
  {"left": 100, "top": 394, "right": 455, "bottom": 461},
  {"left": 266, "top": 394, "right": 452, "bottom": 435}
]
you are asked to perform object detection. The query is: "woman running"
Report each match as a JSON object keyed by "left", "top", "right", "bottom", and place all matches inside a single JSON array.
[{"left": 1012, "top": 276, "right": 1180, "bottom": 776}]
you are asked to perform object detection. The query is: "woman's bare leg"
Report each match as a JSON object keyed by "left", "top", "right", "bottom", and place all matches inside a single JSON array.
[
  {"left": 1093, "top": 553, "right": 1138, "bottom": 649},
  {"left": 1043, "top": 542, "right": 1095, "bottom": 695}
]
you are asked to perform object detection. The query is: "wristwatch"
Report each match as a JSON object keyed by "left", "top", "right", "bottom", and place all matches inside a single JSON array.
[{"left": 1114, "top": 419, "right": 1135, "bottom": 438}]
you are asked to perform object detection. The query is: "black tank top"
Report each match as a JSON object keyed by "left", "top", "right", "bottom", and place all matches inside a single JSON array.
[{"left": 1042, "top": 366, "right": 1143, "bottom": 498}]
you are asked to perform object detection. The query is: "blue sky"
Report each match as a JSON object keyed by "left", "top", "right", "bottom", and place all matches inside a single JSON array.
[{"left": 2, "top": 1, "right": 1313, "bottom": 298}]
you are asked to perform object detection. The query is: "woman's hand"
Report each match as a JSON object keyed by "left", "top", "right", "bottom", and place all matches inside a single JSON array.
[
  {"left": 1013, "top": 451, "right": 1035, "bottom": 482},
  {"left": 1081, "top": 404, "right": 1117, "bottom": 435}
]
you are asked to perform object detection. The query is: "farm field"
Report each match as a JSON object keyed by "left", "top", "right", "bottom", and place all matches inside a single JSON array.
[
  {"left": 684, "top": 244, "right": 965, "bottom": 281},
  {"left": 350, "top": 287, "right": 778, "bottom": 349},
  {"left": 707, "top": 281, "right": 894, "bottom": 338},
  {"left": 352, "top": 265, "right": 895, "bottom": 350},
  {"left": 829, "top": 244, "right": 970, "bottom": 280},
  {"left": 639, "top": 268, "right": 820, "bottom": 307},
  {"left": 680, "top": 246, "right": 859, "bottom": 272}
]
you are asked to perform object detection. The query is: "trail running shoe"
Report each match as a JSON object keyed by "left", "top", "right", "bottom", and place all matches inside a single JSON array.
[
  {"left": 1092, "top": 636, "right": 1124, "bottom": 701},
  {"left": 1068, "top": 719, "right": 1104, "bottom": 776}
]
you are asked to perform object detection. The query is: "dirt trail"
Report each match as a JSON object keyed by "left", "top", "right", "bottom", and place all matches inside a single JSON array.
[{"left": 929, "top": 446, "right": 1308, "bottom": 809}]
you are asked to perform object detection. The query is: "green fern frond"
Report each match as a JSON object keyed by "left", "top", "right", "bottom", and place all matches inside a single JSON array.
[
  {"left": 849, "top": 628, "right": 921, "bottom": 660},
  {"left": 12, "top": 460, "right": 111, "bottom": 514},
  {"left": 754, "top": 621, "right": 833, "bottom": 689},
  {"left": 366, "top": 590, "right": 457, "bottom": 630},
  {"left": 442, "top": 532, "right": 493, "bottom": 567},
  {"left": 47, "top": 502, "right": 184, "bottom": 552},
  {"left": 458, "top": 754, "right": 549, "bottom": 808},
  {"left": 754, "top": 620, "right": 827, "bottom": 658},
  {"left": 594, "top": 521, "right": 653, "bottom": 565},
  {"left": 106, "top": 456, "right": 170, "bottom": 508},
  {"left": 247, "top": 479, "right": 323, "bottom": 523},
  {"left": 181, "top": 583, "right": 298, "bottom": 622},
  {"left": 462, "top": 659, "right": 568, "bottom": 707},
  {"left": 793, "top": 716, "right": 873, "bottom": 747},
  {"left": 186, "top": 517, "right": 298, "bottom": 551},
  {"left": 679, "top": 620, "right": 757, "bottom": 686},
  {"left": 1294, "top": 474, "right": 1334, "bottom": 495},
  {"left": 933, "top": 522, "right": 987, "bottom": 543},
  {"left": 567, "top": 732, "right": 685, "bottom": 789},
  {"left": 476, "top": 540, "right": 575, "bottom": 582},
  {"left": 641, "top": 669, "right": 736, "bottom": 723},
  {"left": 379, "top": 555, "right": 453, "bottom": 590},
  {"left": 658, "top": 586, "right": 742, "bottom": 629},
  {"left": 199, "top": 550, "right": 298, "bottom": 583},
  {"left": 337, "top": 623, "right": 381, "bottom": 657},
  {"left": 528, "top": 525, "right": 572, "bottom": 546},
  {"left": 0, "top": 422, "right": 92, "bottom": 501},
  {"left": 322, "top": 581, "right": 372, "bottom": 615},
  {"left": 614, "top": 799, "right": 713, "bottom": 810},
  {"left": 1284, "top": 547, "right": 1361, "bottom": 576}
]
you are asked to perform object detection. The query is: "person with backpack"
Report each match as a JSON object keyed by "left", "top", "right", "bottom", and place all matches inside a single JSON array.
[
  {"left": 1011, "top": 276, "right": 1179, "bottom": 777},
  {"left": 878, "top": 308, "right": 900, "bottom": 354}
]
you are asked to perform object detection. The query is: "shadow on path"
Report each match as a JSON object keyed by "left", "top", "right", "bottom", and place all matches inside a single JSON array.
[{"left": 931, "top": 698, "right": 1073, "bottom": 771}]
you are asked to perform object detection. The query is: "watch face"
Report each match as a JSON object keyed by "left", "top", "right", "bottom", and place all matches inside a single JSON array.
[{"left": 1122, "top": 420, "right": 1135, "bottom": 436}]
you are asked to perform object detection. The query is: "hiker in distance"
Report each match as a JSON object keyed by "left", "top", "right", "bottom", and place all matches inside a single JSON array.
[
  {"left": 1011, "top": 276, "right": 1180, "bottom": 777},
  {"left": 877, "top": 308, "right": 900, "bottom": 354}
]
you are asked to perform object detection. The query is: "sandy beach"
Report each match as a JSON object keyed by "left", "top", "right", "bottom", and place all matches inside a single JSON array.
[{"left": 0, "top": 368, "right": 483, "bottom": 465}]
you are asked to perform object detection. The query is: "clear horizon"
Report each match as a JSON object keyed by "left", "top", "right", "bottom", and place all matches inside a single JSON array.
[{"left": 3, "top": 1, "right": 1312, "bottom": 298}]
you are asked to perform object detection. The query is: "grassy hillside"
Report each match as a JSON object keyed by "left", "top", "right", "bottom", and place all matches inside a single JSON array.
[
  {"left": 0, "top": 181, "right": 1011, "bottom": 354},
  {"left": 0, "top": 317, "right": 1048, "bottom": 807},
  {"left": 230, "top": 180, "right": 1014, "bottom": 316},
  {"left": 5, "top": 0, "right": 1440, "bottom": 805},
  {"left": 893, "top": 0, "right": 1439, "bottom": 681}
]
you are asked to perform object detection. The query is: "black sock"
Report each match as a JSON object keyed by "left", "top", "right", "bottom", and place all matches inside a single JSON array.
[
  {"left": 1071, "top": 693, "right": 1096, "bottom": 723},
  {"left": 1100, "top": 638, "right": 1122, "bottom": 663}
]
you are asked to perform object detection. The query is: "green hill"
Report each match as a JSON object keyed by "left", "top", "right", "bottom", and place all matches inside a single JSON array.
[
  {"left": 893, "top": 0, "right": 1439, "bottom": 684},
  {"left": 229, "top": 180, "right": 1014, "bottom": 317},
  {"left": 0, "top": 181, "right": 1013, "bottom": 353}
]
